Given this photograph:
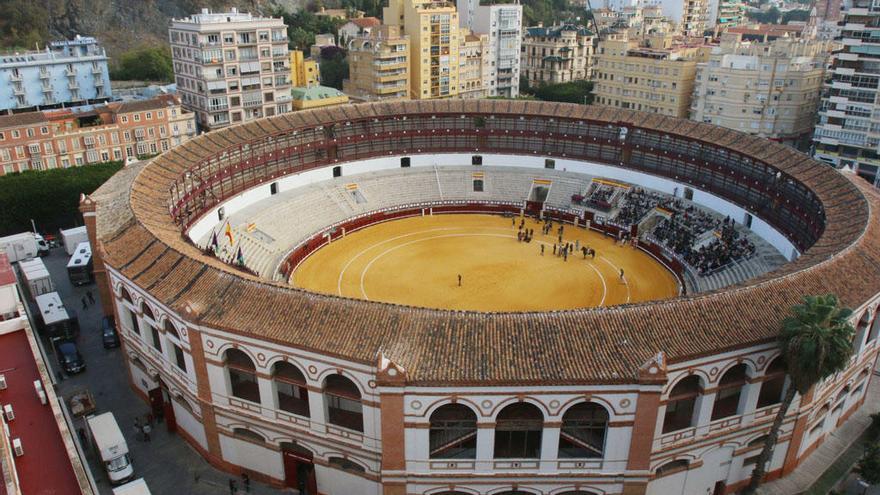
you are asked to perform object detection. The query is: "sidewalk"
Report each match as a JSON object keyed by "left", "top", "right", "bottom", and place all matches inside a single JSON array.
[{"left": 757, "top": 364, "right": 880, "bottom": 495}]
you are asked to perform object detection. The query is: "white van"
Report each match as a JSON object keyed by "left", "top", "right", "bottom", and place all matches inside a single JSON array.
[{"left": 86, "top": 412, "right": 134, "bottom": 485}]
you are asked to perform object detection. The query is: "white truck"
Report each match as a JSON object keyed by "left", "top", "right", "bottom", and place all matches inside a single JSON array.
[
  {"left": 112, "top": 478, "right": 151, "bottom": 495},
  {"left": 0, "top": 232, "right": 49, "bottom": 262},
  {"left": 60, "top": 226, "right": 89, "bottom": 256},
  {"left": 86, "top": 412, "right": 134, "bottom": 485},
  {"left": 18, "top": 257, "right": 54, "bottom": 300}
]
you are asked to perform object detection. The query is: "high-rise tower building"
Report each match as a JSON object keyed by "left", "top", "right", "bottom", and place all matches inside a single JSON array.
[
  {"left": 813, "top": 0, "right": 880, "bottom": 187},
  {"left": 169, "top": 8, "right": 291, "bottom": 130},
  {"left": 457, "top": 0, "right": 522, "bottom": 97},
  {"left": 384, "top": 0, "right": 462, "bottom": 99}
]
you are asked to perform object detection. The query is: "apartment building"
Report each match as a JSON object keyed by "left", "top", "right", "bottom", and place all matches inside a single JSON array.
[
  {"left": 384, "top": 0, "right": 462, "bottom": 99},
  {"left": 290, "top": 51, "right": 320, "bottom": 88},
  {"left": 594, "top": 5, "right": 677, "bottom": 38},
  {"left": 344, "top": 25, "right": 411, "bottom": 101},
  {"left": 458, "top": 30, "right": 489, "bottom": 98},
  {"left": 657, "top": 0, "right": 709, "bottom": 36},
  {"left": 0, "top": 94, "right": 195, "bottom": 175},
  {"left": 708, "top": 0, "right": 746, "bottom": 30},
  {"left": 0, "top": 36, "right": 111, "bottom": 115},
  {"left": 691, "top": 33, "right": 829, "bottom": 147},
  {"left": 813, "top": 0, "right": 880, "bottom": 187},
  {"left": 290, "top": 85, "right": 349, "bottom": 110},
  {"left": 521, "top": 24, "right": 594, "bottom": 87},
  {"left": 592, "top": 33, "right": 710, "bottom": 117},
  {"left": 457, "top": 1, "right": 523, "bottom": 97},
  {"left": 169, "top": 8, "right": 291, "bottom": 131},
  {"left": 338, "top": 17, "right": 382, "bottom": 45}
]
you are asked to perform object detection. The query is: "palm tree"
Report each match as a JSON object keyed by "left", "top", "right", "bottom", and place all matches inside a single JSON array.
[{"left": 743, "top": 294, "right": 855, "bottom": 495}]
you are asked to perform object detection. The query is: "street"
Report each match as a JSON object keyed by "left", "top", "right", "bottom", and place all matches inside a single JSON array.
[{"left": 36, "top": 246, "right": 281, "bottom": 495}]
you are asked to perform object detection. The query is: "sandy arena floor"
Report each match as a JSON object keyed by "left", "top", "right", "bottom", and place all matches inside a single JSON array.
[{"left": 291, "top": 214, "right": 680, "bottom": 312}]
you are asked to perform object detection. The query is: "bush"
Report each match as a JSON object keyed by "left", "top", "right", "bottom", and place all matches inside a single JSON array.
[
  {"left": 0, "top": 162, "right": 123, "bottom": 236},
  {"left": 110, "top": 46, "right": 173, "bottom": 82},
  {"left": 857, "top": 443, "right": 880, "bottom": 485}
]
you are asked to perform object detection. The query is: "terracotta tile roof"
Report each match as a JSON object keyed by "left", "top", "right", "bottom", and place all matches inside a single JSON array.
[
  {"left": 113, "top": 94, "right": 179, "bottom": 115},
  {"left": 349, "top": 17, "right": 381, "bottom": 28},
  {"left": 0, "top": 112, "right": 47, "bottom": 130},
  {"left": 93, "top": 100, "right": 880, "bottom": 385}
]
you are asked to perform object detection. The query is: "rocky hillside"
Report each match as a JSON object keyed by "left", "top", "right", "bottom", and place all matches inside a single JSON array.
[{"left": 0, "top": 0, "right": 306, "bottom": 60}]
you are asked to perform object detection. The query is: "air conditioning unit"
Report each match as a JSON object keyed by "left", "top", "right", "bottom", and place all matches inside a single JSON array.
[
  {"left": 0, "top": 374, "right": 6, "bottom": 390},
  {"left": 37, "top": 390, "right": 47, "bottom": 406},
  {"left": 33, "top": 380, "right": 43, "bottom": 397},
  {"left": 3, "top": 404, "right": 13, "bottom": 421},
  {"left": 12, "top": 438, "right": 22, "bottom": 457}
]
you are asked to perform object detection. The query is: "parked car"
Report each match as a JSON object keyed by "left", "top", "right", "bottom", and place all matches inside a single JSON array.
[
  {"left": 101, "top": 316, "right": 120, "bottom": 349},
  {"left": 54, "top": 339, "right": 86, "bottom": 374}
]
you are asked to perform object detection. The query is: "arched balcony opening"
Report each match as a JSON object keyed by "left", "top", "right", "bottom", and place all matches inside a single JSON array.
[
  {"left": 868, "top": 306, "right": 880, "bottom": 343},
  {"left": 429, "top": 404, "right": 477, "bottom": 459},
  {"left": 120, "top": 287, "right": 132, "bottom": 303},
  {"left": 757, "top": 358, "right": 787, "bottom": 409},
  {"left": 854, "top": 311, "right": 872, "bottom": 351},
  {"left": 141, "top": 303, "right": 154, "bottom": 321},
  {"left": 273, "top": 362, "right": 310, "bottom": 417},
  {"left": 558, "top": 402, "right": 609, "bottom": 458},
  {"left": 743, "top": 435, "right": 770, "bottom": 468},
  {"left": 711, "top": 364, "right": 748, "bottom": 420},
  {"left": 662, "top": 375, "right": 702, "bottom": 433},
  {"left": 324, "top": 374, "right": 363, "bottom": 432},
  {"left": 164, "top": 320, "right": 181, "bottom": 340},
  {"left": 494, "top": 402, "right": 543, "bottom": 459},
  {"left": 225, "top": 349, "right": 260, "bottom": 403}
]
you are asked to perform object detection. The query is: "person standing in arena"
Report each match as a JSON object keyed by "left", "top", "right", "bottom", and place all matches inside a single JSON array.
[
  {"left": 541, "top": 244, "right": 545, "bottom": 255},
  {"left": 458, "top": 274, "right": 462, "bottom": 287}
]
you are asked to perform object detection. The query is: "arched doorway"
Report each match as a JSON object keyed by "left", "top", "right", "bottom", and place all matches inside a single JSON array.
[{"left": 281, "top": 441, "right": 317, "bottom": 494}]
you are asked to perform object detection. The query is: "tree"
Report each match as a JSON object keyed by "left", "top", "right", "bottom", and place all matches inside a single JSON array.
[
  {"left": 320, "top": 55, "right": 349, "bottom": 90},
  {"left": 743, "top": 294, "right": 855, "bottom": 494},
  {"left": 782, "top": 9, "right": 810, "bottom": 24},
  {"left": 747, "top": 6, "right": 781, "bottom": 24},
  {"left": 531, "top": 80, "right": 593, "bottom": 104},
  {"left": 0, "top": 161, "right": 123, "bottom": 236},
  {"left": 110, "top": 46, "right": 173, "bottom": 82},
  {"left": 857, "top": 443, "right": 880, "bottom": 485}
]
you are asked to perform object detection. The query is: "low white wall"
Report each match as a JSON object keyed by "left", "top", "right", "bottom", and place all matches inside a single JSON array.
[
  {"left": 314, "top": 464, "right": 380, "bottom": 495},
  {"left": 186, "top": 153, "right": 799, "bottom": 260},
  {"left": 172, "top": 399, "right": 208, "bottom": 452},
  {"left": 219, "top": 435, "right": 284, "bottom": 480}
]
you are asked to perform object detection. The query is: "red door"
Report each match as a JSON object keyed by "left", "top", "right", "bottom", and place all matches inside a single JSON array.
[
  {"left": 148, "top": 387, "right": 164, "bottom": 420},
  {"left": 162, "top": 389, "right": 177, "bottom": 433},
  {"left": 282, "top": 449, "right": 317, "bottom": 493}
]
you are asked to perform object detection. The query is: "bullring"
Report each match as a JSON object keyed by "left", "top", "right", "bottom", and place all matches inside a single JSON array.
[{"left": 82, "top": 100, "right": 880, "bottom": 495}]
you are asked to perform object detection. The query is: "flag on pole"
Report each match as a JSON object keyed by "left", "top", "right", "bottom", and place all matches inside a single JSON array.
[
  {"left": 236, "top": 246, "right": 245, "bottom": 266},
  {"left": 224, "top": 222, "right": 234, "bottom": 245},
  {"left": 210, "top": 229, "right": 219, "bottom": 253}
]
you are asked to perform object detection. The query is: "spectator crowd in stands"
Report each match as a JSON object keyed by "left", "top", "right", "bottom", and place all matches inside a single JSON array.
[{"left": 613, "top": 188, "right": 756, "bottom": 275}]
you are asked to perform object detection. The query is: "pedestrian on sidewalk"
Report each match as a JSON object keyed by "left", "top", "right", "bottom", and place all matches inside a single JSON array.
[
  {"left": 142, "top": 422, "right": 152, "bottom": 442},
  {"left": 229, "top": 479, "right": 237, "bottom": 495},
  {"left": 133, "top": 418, "right": 142, "bottom": 441},
  {"left": 242, "top": 473, "right": 250, "bottom": 493},
  {"left": 86, "top": 290, "right": 94, "bottom": 304},
  {"left": 81, "top": 297, "right": 88, "bottom": 310}
]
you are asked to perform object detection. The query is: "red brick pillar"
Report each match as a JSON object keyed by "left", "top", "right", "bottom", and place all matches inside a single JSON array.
[
  {"left": 377, "top": 356, "right": 407, "bottom": 495},
  {"left": 781, "top": 387, "right": 815, "bottom": 476},
  {"left": 79, "top": 194, "right": 114, "bottom": 317},
  {"left": 623, "top": 353, "right": 668, "bottom": 495},
  {"left": 186, "top": 324, "right": 224, "bottom": 461}
]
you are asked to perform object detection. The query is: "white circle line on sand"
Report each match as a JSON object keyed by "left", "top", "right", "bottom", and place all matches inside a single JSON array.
[
  {"left": 336, "top": 227, "right": 462, "bottom": 296},
  {"left": 599, "top": 256, "right": 631, "bottom": 303},
  {"left": 335, "top": 224, "right": 519, "bottom": 296},
  {"left": 585, "top": 262, "right": 607, "bottom": 307},
  {"left": 359, "top": 233, "right": 516, "bottom": 300}
]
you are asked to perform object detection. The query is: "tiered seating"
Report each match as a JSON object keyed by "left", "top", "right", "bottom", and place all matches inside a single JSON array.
[{"left": 194, "top": 165, "right": 782, "bottom": 290}]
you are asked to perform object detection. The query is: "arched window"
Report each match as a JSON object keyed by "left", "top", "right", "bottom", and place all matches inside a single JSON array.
[
  {"left": 711, "top": 364, "right": 748, "bottom": 420},
  {"left": 494, "top": 402, "right": 543, "bottom": 459},
  {"left": 328, "top": 456, "right": 365, "bottom": 474},
  {"left": 141, "top": 303, "right": 154, "bottom": 321},
  {"left": 655, "top": 459, "right": 689, "bottom": 477},
  {"left": 225, "top": 349, "right": 260, "bottom": 403},
  {"left": 233, "top": 427, "right": 265, "bottom": 443},
  {"left": 429, "top": 404, "right": 477, "bottom": 459},
  {"left": 662, "top": 376, "right": 702, "bottom": 433},
  {"left": 757, "top": 358, "right": 786, "bottom": 409},
  {"left": 273, "top": 362, "right": 310, "bottom": 417},
  {"left": 853, "top": 311, "right": 871, "bottom": 351},
  {"left": 121, "top": 287, "right": 132, "bottom": 303},
  {"left": 164, "top": 320, "right": 181, "bottom": 340},
  {"left": 868, "top": 306, "right": 880, "bottom": 343},
  {"left": 324, "top": 375, "right": 363, "bottom": 432},
  {"left": 809, "top": 405, "right": 830, "bottom": 437},
  {"left": 743, "top": 435, "right": 769, "bottom": 467},
  {"left": 558, "top": 402, "right": 609, "bottom": 458}
]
